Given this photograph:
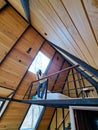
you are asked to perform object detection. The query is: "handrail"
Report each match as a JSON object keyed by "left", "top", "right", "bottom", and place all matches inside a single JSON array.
[
  {"left": 31, "top": 64, "right": 79, "bottom": 84},
  {"left": 23, "top": 64, "right": 79, "bottom": 99}
]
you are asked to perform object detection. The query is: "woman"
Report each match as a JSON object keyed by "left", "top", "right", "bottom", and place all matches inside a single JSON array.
[{"left": 36, "top": 69, "right": 48, "bottom": 99}]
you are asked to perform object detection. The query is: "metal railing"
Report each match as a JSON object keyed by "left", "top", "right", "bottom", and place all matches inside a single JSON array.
[{"left": 23, "top": 64, "right": 79, "bottom": 99}]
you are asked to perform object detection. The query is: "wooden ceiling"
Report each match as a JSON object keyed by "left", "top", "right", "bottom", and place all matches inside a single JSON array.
[{"left": 6, "top": 0, "right": 98, "bottom": 69}]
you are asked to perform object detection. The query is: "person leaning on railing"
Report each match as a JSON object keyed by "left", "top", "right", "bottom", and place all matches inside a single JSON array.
[{"left": 36, "top": 69, "right": 48, "bottom": 99}]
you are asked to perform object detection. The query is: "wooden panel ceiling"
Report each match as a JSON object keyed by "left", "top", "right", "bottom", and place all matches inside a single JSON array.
[{"left": 4, "top": 0, "right": 98, "bottom": 69}]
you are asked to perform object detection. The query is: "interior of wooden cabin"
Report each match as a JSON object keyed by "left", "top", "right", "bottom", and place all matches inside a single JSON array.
[{"left": 0, "top": 0, "right": 98, "bottom": 130}]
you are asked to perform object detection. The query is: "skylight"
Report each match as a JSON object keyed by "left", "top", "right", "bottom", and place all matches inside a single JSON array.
[{"left": 29, "top": 51, "right": 50, "bottom": 74}]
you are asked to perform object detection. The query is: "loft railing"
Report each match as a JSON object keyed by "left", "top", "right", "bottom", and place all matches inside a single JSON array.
[
  {"left": 0, "top": 64, "right": 98, "bottom": 130},
  {"left": 1, "top": 63, "right": 98, "bottom": 104},
  {"left": 1, "top": 63, "right": 97, "bottom": 103},
  {"left": 23, "top": 63, "right": 98, "bottom": 100},
  {"left": 23, "top": 64, "right": 80, "bottom": 100}
]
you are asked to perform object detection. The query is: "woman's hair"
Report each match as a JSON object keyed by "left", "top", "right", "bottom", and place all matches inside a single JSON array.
[{"left": 38, "top": 69, "right": 42, "bottom": 75}]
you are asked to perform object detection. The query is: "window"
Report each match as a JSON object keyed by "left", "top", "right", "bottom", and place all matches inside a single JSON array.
[
  {"left": 20, "top": 105, "right": 44, "bottom": 130},
  {"left": 20, "top": 51, "right": 50, "bottom": 130},
  {"left": 29, "top": 51, "right": 50, "bottom": 74},
  {"left": 0, "top": 89, "right": 14, "bottom": 117}
]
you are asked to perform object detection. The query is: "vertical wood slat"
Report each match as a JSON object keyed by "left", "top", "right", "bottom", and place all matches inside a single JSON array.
[
  {"left": 38, "top": 0, "right": 81, "bottom": 57},
  {"left": 82, "top": 0, "right": 98, "bottom": 44},
  {"left": 62, "top": 0, "right": 98, "bottom": 68},
  {"left": 49, "top": 0, "right": 93, "bottom": 65},
  {"left": 49, "top": 0, "right": 89, "bottom": 62}
]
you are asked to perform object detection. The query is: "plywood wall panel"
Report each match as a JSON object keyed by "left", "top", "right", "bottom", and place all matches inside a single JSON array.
[
  {"left": 14, "top": 72, "right": 36, "bottom": 100},
  {"left": 0, "top": 57, "right": 27, "bottom": 89},
  {"left": 47, "top": 64, "right": 63, "bottom": 90},
  {"left": 0, "top": 102, "right": 29, "bottom": 130},
  {"left": 46, "top": 52, "right": 70, "bottom": 91},
  {"left": 54, "top": 62, "right": 69, "bottom": 91},
  {"left": 9, "top": 28, "right": 44, "bottom": 67},
  {"left": 83, "top": 0, "right": 98, "bottom": 43},
  {"left": 30, "top": 0, "right": 79, "bottom": 57},
  {"left": 0, "top": 6, "right": 28, "bottom": 62},
  {"left": 0, "top": 27, "right": 44, "bottom": 89},
  {"left": 30, "top": 0, "right": 63, "bottom": 45},
  {"left": 40, "top": 41, "right": 55, "bottom": 59},
  {"left": 0, "top": 87, "right": 13, "bottom": 97},
  {"left": 52, "top": 53, "right": 64, "bottom": 67},
  {"left": 49, "top": 0, "right": 94, "bottom": 65},
  {"left": 37, "top": 107, "right": 55, "bottom": 130}
]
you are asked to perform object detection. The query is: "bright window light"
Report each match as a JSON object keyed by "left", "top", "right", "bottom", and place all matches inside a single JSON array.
[
  {"left": 20, "top": 105, "right": 44, "bottom": 130},
  {"left": 29, "top": 51, "right": 50, "bottom": 74},
  {"left": 20, "top": 52, "right": 50, "bottom": 130}
]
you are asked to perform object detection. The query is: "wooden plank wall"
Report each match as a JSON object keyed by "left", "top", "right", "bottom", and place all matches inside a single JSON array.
[
  {"left": 46, "top": 53, "right": 69, "bottom": 91},
  {"left": 29, "top": 0, "right": 98, "bottom": 69},
  {"left": 0, "top": 6, "right": 28, "bottom": 63},
  {"left": 37, "top": 107, "right": 55, "bottom": 130},
  {"left": 0, "top": 87, "right": 13, "bottom": 97},
  {"left": 0, "top": 4, "right": 70, "bottom": 130},
  {"left": 0, "top": 5, "right": 44, "bottom": 130},
  {"left": 1, "top": 2, "right": 97, "bottom": 130}
]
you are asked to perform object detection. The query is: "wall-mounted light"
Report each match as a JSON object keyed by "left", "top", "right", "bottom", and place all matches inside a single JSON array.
[
  {"left": 27, "top": 47, "right": 32, "bottom": 54},
  {"left": 19, "top": 59, "right": 22, "bottom": 62},
  {"left": 44, "top": 33, "right": 47, "bottom": 36}
]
